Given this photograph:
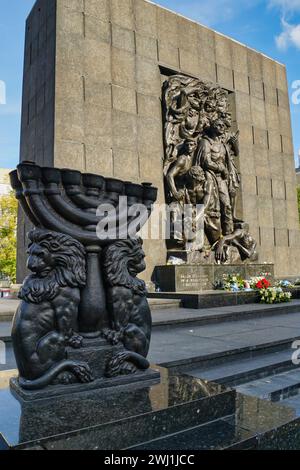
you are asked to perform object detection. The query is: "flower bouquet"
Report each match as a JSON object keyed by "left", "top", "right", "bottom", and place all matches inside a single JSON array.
[
  {"left": 259, "top": 287, "right": 292, "bottom": 304},
  {"left": 255, "top": 278, "right": 271, "bottom": 290},
  {"left": 222, "top": 275, "right": 249, "bottom": 292}
]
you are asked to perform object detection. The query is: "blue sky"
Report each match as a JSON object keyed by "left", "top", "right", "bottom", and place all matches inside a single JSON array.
[{"left": 0, "top": 0, "right": 299, "bottom": 169}]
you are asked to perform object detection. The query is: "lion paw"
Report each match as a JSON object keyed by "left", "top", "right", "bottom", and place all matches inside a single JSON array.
[
  {"left": 106, "top": 351, "right": 137, "bottom": 377},
  {"left": 110, "top": 351, "right": 130, "bottom": 367},
  {"left": 56, "top": 371, "right": 77, "bottom": 385},
  {"left": 73, "top": 362, "right": 94, "bottom": 383},
  {"left": 68, "top": 334, "right": 84, "bottom": 349},
  {"left": 102, "top": 328, "right": 123, "bottom": 346}
]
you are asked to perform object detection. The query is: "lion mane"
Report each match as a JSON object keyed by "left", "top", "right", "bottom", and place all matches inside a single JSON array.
[
  {"left": 103, "top": 239, "right": 146, "bottom": 296},
  {"left": 19, "top": 229, "right": 86, "bottom": 304}
]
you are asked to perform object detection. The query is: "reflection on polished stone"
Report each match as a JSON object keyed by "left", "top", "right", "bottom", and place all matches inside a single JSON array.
[
  {"left": 0, "top": 368, "right": 229, "bottom": 448},
  {"left": 235, "top": 393, "right": 296, "bottom": 434},
  {"left": 2, "top": 367, "right": 300, "bottom": 450},
  {"left": 130, "top": 417, "right": 254, "bottom": 450}
]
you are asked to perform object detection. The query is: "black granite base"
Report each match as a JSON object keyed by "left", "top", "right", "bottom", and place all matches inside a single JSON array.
[
  {"left": 10, "top": 368, "right": 160, "bottom": 402},
  {"left": 148, "top": 290, "right": 260, "bottom": 309},
  {"left": 153, "top": 264, "right": 274, "bottom": 293},
  {"left": 148, "top": 286, "right": 300, "bottom": 309},
  {"left": 0, "top": 368, "right": 233, "bottom": 448},
  {"left": 2, "top": 367, "right": 300, "bottom": 449}
]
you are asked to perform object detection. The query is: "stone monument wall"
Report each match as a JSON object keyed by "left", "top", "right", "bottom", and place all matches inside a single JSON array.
[{"left": 17, "top": 0, "right": 300, "bottom": 282}]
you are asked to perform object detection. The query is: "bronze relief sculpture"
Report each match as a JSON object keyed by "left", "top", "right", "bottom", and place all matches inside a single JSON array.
[{"left": 163, "top": 75, "right": 257, "bottom": 264}]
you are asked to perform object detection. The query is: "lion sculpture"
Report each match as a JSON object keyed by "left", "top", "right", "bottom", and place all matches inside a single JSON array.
[
  {"left": 102, "top": 238, "right": 151, "bottom": 377},
  {"left": 12, "top": 229, "right": 94, "bottom": 390}
]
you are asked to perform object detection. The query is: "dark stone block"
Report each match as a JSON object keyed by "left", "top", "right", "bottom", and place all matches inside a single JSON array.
[
  {"left": 10, "top": 369, "right": 160, "bottom": 402},
  {"left": 0, "top": 369, "right": 232, "bottom": 448},
  {"left": 153, "top": 265, "right": 214, "bottom": 292},
  {"left": 214, "top": 265, "right": 246, "bottom": 284},
  {"left": 130, "top": 417, "right": 253, "bottom": 450},
  {"left": 153, "top": 264, "right": 274, "bottom": 294},
  {"left": 245, "top": 264, "right": 275, "bottom": 283}
]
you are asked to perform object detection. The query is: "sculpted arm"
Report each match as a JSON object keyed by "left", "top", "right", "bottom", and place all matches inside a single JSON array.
[
  {"left": 202, "top": 177, "right": 213, "bottom": 212},
  {"left": 215, "top": 229, "right": 243, "bottom": 263},
  {"left": 228, "top": 131, "right": 240, "bottom": 157},
  {"left": 166, "top": 156, "right": 186, "bottom": 202},
  {"left": 233, "top": 237, "right": 257, "bottom": 259}
]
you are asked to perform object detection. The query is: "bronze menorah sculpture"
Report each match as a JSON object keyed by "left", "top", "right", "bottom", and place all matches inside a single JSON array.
[{"left": 9, "top": 162, "right": 158, "bottom": 400}]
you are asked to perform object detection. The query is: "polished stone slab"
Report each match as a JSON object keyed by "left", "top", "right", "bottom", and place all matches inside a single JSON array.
[
  {"left": 128, "top": 417, "right": 253, "bottom": 450},
  {"left": 188, "top": 349, "right": 295, "bottom": 386},
  {"left": 0, "top": 368, "right": 232, "bottom": 449},
  {"left": 10, "top": 368, "right": 161, "bottom": 402}
]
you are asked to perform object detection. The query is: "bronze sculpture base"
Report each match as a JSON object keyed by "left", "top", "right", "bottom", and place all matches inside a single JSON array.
[{"left": 10, "top": 336, "right": 160, "bottom": 401}]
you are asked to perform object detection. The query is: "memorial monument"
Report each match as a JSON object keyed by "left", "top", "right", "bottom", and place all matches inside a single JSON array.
[
  {"left": 1, "top": 0, "right": 300, "bottom": 451},
  {"left": 17, "top": 0, "right": 299, "bottom": 286}
]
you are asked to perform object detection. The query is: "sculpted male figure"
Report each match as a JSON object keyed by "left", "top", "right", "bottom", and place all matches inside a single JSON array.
[
  {"left": 166, "top": 139, "right": 198, "bottom": 204},
  {"left": 196, "top": 119, "right": 236, "bottom": 236}
]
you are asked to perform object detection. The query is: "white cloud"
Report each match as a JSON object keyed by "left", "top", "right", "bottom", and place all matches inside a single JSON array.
[
  {"left": 276, "top": 18, "right": 300, "bottom": 49},
  {"left": 268, "top": 0, "right": 300, "bottom": 50},
  {"left": 269, "top": 0, "right": 300, "bottom": 11},
  {"left": 155, "top": 0, "right": 259, "bottom": 27}
]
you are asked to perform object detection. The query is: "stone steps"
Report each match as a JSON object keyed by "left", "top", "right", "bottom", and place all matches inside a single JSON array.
[
  {"left": 4, "top": 299, "right": 300, "bottom": 449},
  {"left": 148, "top": 298, "right": 181, "bottom": 310},
  {"left": 153, "top": 336, "right": 299, "bottom": 373},
  {"left": 12, "top": 381, "right": 236, "bottom": 450},
  {"left": 186, "top": 349, "right": 298, "bottom": 387},
  {"left": 126, "top": 416, "right": 251, "bottom": 450},
  {"left": 236, "top": 369, "right": 300, "bottom": 402},
  {"left": 152, "top": 300, "right": 300, "bottom": 327},
  {"left": 149, "top": 307, "right": 300, "bottom": 371}
]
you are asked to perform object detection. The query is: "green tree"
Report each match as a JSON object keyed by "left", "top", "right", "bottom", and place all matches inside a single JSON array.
[{"left": 0, "top": 191, "right": 17, "bottom": 283}]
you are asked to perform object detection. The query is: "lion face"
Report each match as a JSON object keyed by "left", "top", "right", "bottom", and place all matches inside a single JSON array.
[
  {"left": 103, "top": 239, "right": 147, "bottom": 295},
  {"left": 19, "top": 230, "right": 87, "bottom": 304},
  {"left": 27, "top": 243, "right": 54, "bottom": 276},
  {"left": 127, "top": 250, "right": 146, "bottom": 277}
]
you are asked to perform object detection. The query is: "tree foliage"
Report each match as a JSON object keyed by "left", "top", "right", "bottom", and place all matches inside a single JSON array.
[{"left": 0, "top": 191, "right": 17, "bottom": 283}]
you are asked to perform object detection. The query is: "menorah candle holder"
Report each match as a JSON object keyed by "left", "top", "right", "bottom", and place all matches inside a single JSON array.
[{"left": 9, "top": 162, "right": 159, "bottom": 400}]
